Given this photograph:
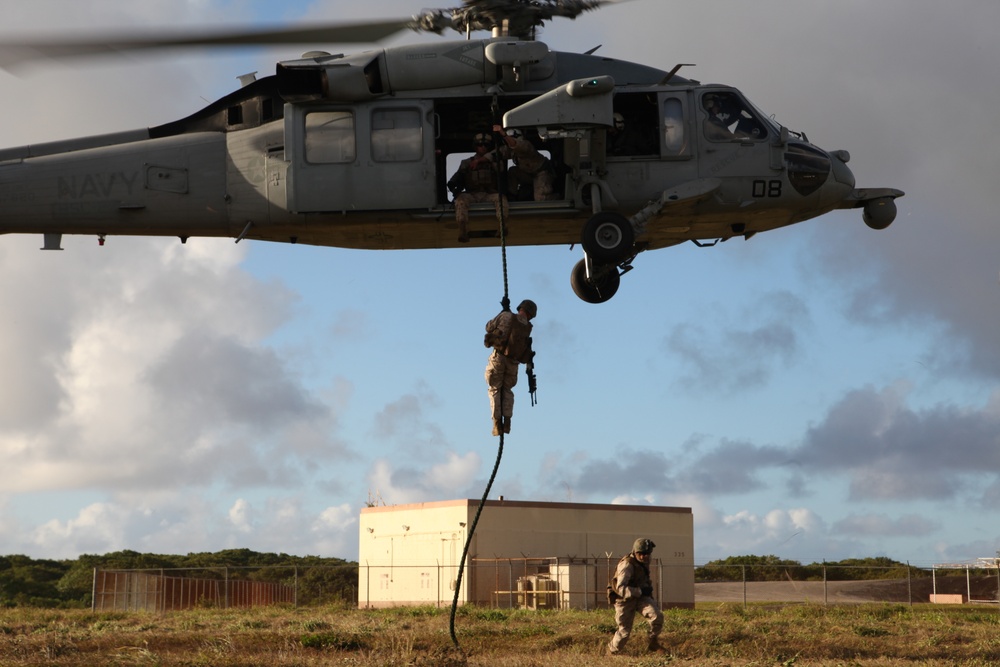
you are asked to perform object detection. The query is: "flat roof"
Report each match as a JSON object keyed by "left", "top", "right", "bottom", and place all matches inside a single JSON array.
[{"left": 360, "top": 498, "right": 691, "bottom": 515}]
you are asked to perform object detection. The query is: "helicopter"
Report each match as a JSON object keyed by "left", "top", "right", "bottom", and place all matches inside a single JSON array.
[{"left": 0, "top": 0, "right": 903, "bottom": 304}]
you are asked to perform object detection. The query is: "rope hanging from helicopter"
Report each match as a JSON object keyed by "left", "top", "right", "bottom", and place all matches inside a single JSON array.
[{"left": 449, "top": 94, "right": 511, "bottom": 650}]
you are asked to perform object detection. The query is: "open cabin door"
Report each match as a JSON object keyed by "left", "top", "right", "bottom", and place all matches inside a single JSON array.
[{"left": 285, "top": 99, "right": 436, "bottom": 212}]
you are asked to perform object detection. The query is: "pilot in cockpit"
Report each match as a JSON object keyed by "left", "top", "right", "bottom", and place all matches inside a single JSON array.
[
  {"left": 703, "top": 93, "right": 736, "bottom": 140},
  {"left": 703, "top": 92, "right": 765, "bottom": 141}
]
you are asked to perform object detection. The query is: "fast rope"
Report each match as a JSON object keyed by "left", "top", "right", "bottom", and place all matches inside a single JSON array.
[{"left": 449, "top": 100, "right": 511, "bottom": 649}]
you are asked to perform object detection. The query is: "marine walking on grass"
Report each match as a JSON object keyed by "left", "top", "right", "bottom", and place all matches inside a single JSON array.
[{"left": 607, "top": 538, "right": 664, "bottom": 655}]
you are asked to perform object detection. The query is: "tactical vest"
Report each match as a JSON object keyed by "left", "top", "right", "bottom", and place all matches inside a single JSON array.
[
  {"left": 463, "top": 158, "right": 498, "bottom": 193},
  {"left": 503, "top": 316, "right": 533, "bottom": 362},
  {"left": 485, "top": 311, "right": 532, "bottom": 363},
  {"left": 607, "top": 554, "right": 652, "bottom": 603}
]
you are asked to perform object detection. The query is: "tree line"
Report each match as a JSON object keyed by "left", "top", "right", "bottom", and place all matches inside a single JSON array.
[
  {"left": 0, "top": 549, "right": 356, "bottom": 608},
  {"left": 695, "top": 555, "right": 928, "bottom": 582}
]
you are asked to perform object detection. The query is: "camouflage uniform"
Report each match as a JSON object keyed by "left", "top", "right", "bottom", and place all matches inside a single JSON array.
[
  {"left": 608, "top": 540, "right": 663, "bottom": 655},
  {"left": 483, "top": 305, "right": 534, "bottom": 436},
  {"left": 504, "top": 135, "right": 556, "bottom": 201},
  {"left": 447, "top": 141, "right": 509, "bottom": 242}
]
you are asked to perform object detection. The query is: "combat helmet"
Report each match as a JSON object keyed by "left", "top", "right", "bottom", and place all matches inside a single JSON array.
[
  {"left": 517, "top": 299, "right": 537, "bottom": 319},
  {"left": 632, "top": 538, "right": 656, "bottom": 555}
]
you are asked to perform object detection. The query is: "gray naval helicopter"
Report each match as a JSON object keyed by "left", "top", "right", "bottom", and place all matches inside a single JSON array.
[{"left": 0, "top": 0, "right": 903, "bottom": 303}]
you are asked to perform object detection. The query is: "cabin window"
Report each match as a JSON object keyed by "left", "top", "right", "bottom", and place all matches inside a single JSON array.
[
  {"left": 701, "top": 91, "right": 769, "bottom": 142},
  {"left": 661, "top": 96, "right": 688, "bottom": 156},
  {"left": 371, "top": 108, "right": 423, "bottom": 162},
  {"left": 304, "top": 110, "right": 356, "bottom": 163}
]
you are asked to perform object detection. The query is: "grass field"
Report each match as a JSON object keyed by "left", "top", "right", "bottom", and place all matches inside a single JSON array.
[{"left": 1, "top": 601, "right": 999, "bottom": 666}]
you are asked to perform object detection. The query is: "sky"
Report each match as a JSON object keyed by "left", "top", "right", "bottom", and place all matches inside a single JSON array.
[{"left": 0, "top": 0, "right": 997, "bottom": 568}]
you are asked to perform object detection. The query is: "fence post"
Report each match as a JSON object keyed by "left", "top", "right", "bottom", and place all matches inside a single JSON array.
[
  {"left": 91, "top": 568, "right": 97, "bottom": 612},
  {"left": 294, "top": 566, "right": 298, "bottom": 608},
  {"left": 906, "top": 561, "right": 912, "bottom": 606},
  {"left": 823, "top": 563, "right": 828, "bottom": 606},
  {"left": 741, "top": 564, "right": 747, "bottom": 609},
  {"left": 657, "top": 559, "right": 663, "bottom": 611},
  {"left": 508, "top": 559, "right": 514, "bottom": 609}
]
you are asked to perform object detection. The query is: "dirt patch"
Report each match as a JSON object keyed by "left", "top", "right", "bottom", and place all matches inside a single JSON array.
[{"left": 696, "top": 576, "right": 999, "bottom": 604}]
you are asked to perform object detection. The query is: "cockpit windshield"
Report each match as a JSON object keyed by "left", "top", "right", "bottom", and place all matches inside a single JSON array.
[{"left": 700, "top": 89, "right": 776, "bottom": 142}]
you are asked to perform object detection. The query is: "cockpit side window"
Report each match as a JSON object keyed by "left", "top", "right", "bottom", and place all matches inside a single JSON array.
[{"left": 701, "top": 91, "right": 768, "bottom": 142}]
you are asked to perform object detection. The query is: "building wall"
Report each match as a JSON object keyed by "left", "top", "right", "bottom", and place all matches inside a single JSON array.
[{"left": 358, "top": 499, "right": 694, "bottom": 609}]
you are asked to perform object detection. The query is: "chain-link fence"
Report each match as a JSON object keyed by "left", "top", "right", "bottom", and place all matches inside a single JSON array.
[
  {"left": 92, "top": 561, "right": 1000, "bottom": 612},
  {"left": 92, "top": 565, "right": 358, "bottom": 612},
  {"left": 694, "top": 563, "right": 1000, "bottom": 607}
]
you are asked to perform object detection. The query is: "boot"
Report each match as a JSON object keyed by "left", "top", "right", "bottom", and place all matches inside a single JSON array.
[
  {"left": 492, "top": 418, "right": 502, "bottom": 437},
  {"left": 502, "top": 416, "right": 511, "bottom": 434},
  {"left": 457, "top": 219, "right": 469, "bottom": 243},
  {"left": 647, "top": 635, "right": 661, "bottom": 652}
]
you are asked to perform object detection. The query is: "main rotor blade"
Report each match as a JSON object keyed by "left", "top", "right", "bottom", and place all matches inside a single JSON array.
[{"left": 0, "top": 19, "right": 412, "bottom": 69}]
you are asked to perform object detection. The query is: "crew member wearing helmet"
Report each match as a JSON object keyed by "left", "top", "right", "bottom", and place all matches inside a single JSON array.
[
  {"left": 483, "top": 299, "right": 537, "bottom": 436},
  {"left": 493, "top": 124, "right": 557, "bottom": 202},
  {"left": 607, "top": 112, "right": 653, "bottom": 156},
  {"left": 447, "top": 131, "right": 510, "bottom": 243},
  {"left": 608, "top": 538, "right": 664, "bottom": 655}
]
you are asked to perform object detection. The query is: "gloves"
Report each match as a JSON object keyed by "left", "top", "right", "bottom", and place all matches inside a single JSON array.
[{"left": 641, "top": 586, "right": 653, "bottom": 597}]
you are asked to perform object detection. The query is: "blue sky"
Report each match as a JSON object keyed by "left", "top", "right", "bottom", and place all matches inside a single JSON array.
[{"left": 0, "top": 0, "right": 997, "bottom": 567}]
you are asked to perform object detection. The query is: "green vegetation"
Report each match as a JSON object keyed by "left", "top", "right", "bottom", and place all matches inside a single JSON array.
[
  {"left": 0, "top": 550, "right": 355, "bottom": 609},
  {"left": 696, "top": 554, "right": 926, "bottom": 582},
  {"left": 1, "top": 602, "right": 999, "bottom": 666}
]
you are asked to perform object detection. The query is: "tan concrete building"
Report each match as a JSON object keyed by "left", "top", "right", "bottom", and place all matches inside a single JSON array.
[{"left": 358, "top": 498, "right": 693, "bottom": 610}]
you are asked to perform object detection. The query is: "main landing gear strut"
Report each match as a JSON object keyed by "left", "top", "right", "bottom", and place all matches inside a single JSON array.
[{"left": 572, "top": 209, "right": 637, "bottom": 303}]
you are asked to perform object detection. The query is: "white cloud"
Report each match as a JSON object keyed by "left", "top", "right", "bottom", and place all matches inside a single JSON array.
[
  {"left": 366, "top": 451, "right": 482, "bottom": 506},
  {"left": 228, "top": 498, "right": 253, "bottom": 533}
]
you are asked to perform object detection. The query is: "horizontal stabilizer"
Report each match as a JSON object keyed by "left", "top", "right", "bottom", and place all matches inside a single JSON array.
[{"left": 834, "top": 187, "right": 905, "bottom": 210}]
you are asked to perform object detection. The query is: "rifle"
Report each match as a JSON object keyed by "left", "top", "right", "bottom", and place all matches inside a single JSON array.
[{"left": 525, "top": 339, "right": 538, "bottom": 406}]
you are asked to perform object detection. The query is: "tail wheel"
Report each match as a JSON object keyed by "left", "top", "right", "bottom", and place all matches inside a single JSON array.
[
  {"left": 581, "top": 212, "right": 634, "bottom": 263},
  {"left": 571, "top": 259, "right": 620, "bottom": 304}
]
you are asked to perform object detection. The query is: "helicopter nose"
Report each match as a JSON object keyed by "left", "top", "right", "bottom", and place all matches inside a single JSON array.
[
  {"left": 785, "top": 143, "right": 831, "bottom": 197},
  {"left": 822, "top": 148, "right": 857, "bottom": 208},
  {"left": 829, "top": 149, "right": 856, "bottom": 189}
]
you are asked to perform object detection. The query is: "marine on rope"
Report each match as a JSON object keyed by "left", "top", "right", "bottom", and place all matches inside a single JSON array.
[
  {"left": 483, "top": 299, "right": 537, "bottom": 435},
  {"left": 449, "top": 98, "right": 540, "bottom": 650}
]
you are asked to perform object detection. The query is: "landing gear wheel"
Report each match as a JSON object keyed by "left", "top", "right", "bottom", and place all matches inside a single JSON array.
[
  {"left": 581, "top": 212, "right": 634, "bottom": 263},
  {"left": 571, "top": 259, "right": 620, "bottom": 304}
]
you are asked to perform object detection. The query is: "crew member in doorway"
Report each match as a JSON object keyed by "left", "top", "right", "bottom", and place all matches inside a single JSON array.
[
  {"left": 608, "top": 538, "right": 664, "bottom": 655},
  {"left": 447, "top": 131, "right": 509, "bottom": 243},
  {"left": 608, "top": 112, "right": 653, "bottom": 155},
  {"left": 494, "top": 125, "right": 556, "bottom": 202},
  {"left": 483, "top": 299, "right": 536, "bottom": 436}
]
